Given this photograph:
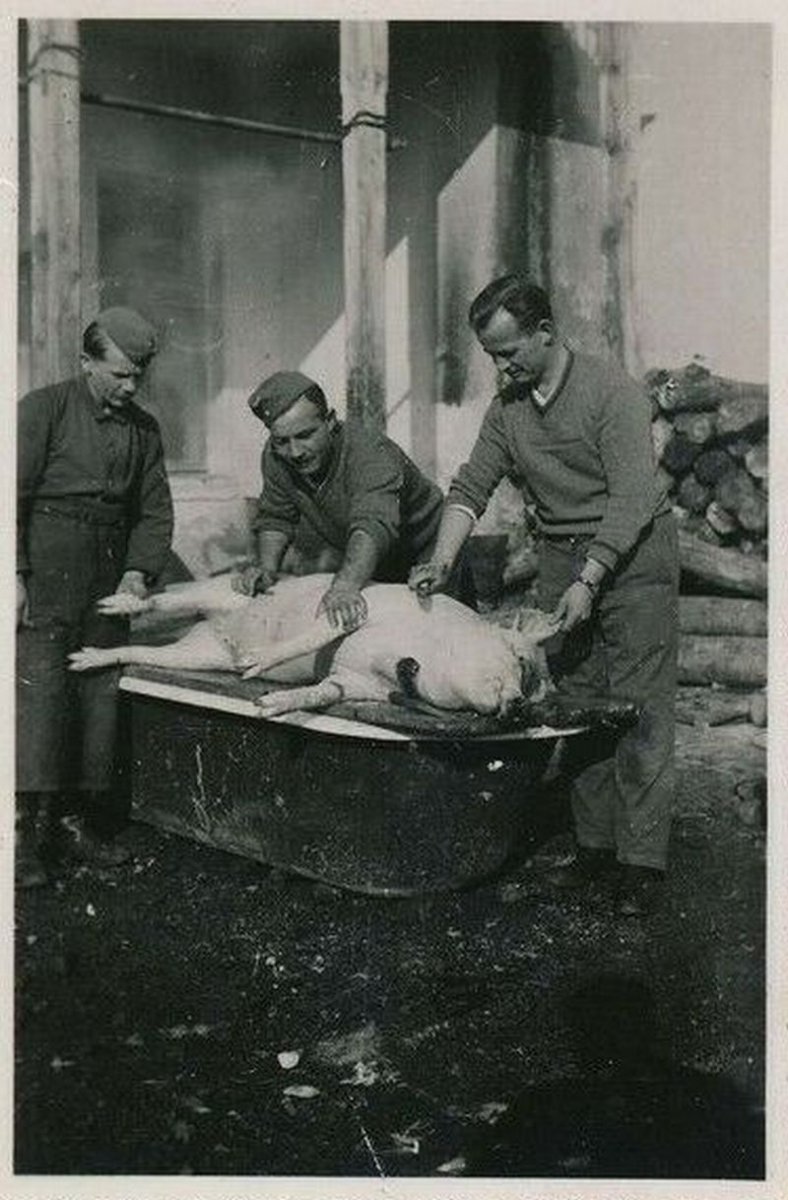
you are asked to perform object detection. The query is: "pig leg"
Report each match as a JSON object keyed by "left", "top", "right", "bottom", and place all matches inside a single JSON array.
[
  {"left": 254, "top": 667, "right": 379, "bottom": 716},
  {"left": 239, "top": 614, "right": 349, "bottom": 679},
  {"left": 254, "top": 678, "right": 345, "bottom": 717},
  {"left": 96, "top": 576, "right": 244, "bottom": 620},
  {"left": 68, "top": 621, "right": 235, "bottom": 673}
]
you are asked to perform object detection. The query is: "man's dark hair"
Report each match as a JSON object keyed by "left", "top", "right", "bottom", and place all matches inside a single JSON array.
[{"left": 469, "top": 275, "right": 553, "bottom": 336}]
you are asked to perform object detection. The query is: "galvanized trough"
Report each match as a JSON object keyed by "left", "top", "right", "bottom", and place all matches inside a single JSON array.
[{"left": 120, "top": 665, "right": 636, "bottom": 896}]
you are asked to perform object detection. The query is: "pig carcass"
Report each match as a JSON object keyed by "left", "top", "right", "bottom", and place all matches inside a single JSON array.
[{"left": 68, "top": 573, "right": 557, "bottom": 717}]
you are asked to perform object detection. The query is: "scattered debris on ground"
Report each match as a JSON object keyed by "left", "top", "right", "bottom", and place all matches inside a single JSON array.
[{"left": 15, "top": 721, "right": 765, "bottom": 1178}]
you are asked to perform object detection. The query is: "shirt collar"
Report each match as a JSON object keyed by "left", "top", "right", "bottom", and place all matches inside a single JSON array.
[
  {"left": 530, "top": 345, "right": 573, "bottom": 413},
  {"left": 498, "top": 346, "right": 574, "bottom": 411}
]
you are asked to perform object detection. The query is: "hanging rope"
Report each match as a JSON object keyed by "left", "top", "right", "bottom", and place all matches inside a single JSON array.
[
  {"left": 342, "top": 110, "right": 387, "bottom": 135},
  {"left": 25, "top": 39, "right": 82, "bottom": 85}
]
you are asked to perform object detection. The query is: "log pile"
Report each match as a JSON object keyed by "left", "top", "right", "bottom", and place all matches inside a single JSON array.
[
  {"left": 646, "top": 363, "right": 769, "bottom": 724},
  {"left": 647, "top": 362, "right": 768, "bottom": 568}
]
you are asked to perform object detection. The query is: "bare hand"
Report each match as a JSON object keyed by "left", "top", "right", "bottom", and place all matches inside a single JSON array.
[
  {"left": 231, "top": 565, "right": 278, "bottom": 596},
  {"left": 408, "top": 560, "right": 452, "bottom": 598},
  {"left": 16, "top": 574, "right": 31, "bottom": 629},
  {"left": 116, "top": 569, "right": 148, "bottom": 600},
  {"left": 97, "top": 591, "right": 151, "bottom": 616},
  {"left": 553, "top": 581, "right": 595, "bottom": 633},
  {"left": 316, "top": 585, "right": 368, "bottom": 631}
]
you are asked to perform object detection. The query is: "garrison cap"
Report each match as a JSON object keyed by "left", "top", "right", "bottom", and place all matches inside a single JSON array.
[
  {"left": 95, "top": 307, "right": 158, "bottom": 364},
  {"left": 248, "top": 370, "right": 322, "bottom": 427}
]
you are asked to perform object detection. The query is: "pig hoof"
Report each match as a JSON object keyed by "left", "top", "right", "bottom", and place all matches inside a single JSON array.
[
  {"left": 68, "top": 647, "right": 110, "bottom": 672},
  {"left": 96, "top": 593, "right": 150, "bottom": 616}
]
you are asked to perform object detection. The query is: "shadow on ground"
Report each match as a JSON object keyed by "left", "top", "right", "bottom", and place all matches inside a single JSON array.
[{"left": 14, "top": 725, "right": 765, "bottom": 1179}]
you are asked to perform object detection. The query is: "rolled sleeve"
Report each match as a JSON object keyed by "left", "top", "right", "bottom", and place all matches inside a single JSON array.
[{"left": 446, "top": 398, "right": 514, "bottom": 517}]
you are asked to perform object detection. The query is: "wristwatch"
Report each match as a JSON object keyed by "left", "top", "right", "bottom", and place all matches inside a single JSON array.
[{"left": 576, "top": 575, "right": 600, "bottom": 598}]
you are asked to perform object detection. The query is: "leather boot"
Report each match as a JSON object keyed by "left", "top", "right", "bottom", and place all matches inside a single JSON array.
[
  {"left": 615, "top": 865, "right": 665, "bottom": 917},
  {"left": 60, "top": 791, "right": 132, "bottom": 868},
  {"left": 15, "top": 792, "right": 51, "bottom": 888},
  {"left": 545, "top": 846, "right": 617, "bottom": 890}
]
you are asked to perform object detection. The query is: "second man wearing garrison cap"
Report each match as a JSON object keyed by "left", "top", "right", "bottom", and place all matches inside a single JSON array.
[{"left": 240, "top": 369, "right": 470, "bottom": 629}]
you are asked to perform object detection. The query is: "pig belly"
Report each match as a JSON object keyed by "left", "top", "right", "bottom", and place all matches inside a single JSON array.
[{"left": 207, "top": 598, "right": 338, "bottom": 683}]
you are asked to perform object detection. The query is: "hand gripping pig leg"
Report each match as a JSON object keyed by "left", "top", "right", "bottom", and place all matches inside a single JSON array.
[{"left": 96, "top": 576, "right": 245, "bottom": 620}]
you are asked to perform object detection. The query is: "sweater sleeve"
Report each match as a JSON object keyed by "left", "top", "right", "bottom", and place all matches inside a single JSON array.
[
  {"left": 251, "top": 444, "right": 301, "bottom": 539},
  {"left": 587, "top": 373, "right": 661, "bottom": 571},
  {"left": 343, "top": 431, "right": 405, "bottom": 561},
  {"left": 446, "top": 397, "right": 515, "bottom": 517},
  {"left": 17, "top": 390, "right": 56, "bottom": 574},
  {"left": 124, "top": 420, "right": 174, "bottom": 580}
]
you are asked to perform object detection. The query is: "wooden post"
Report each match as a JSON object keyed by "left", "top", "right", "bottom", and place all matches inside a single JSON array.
[
  {"left": 27, "top": 20, "right": 82, "bottom": 387},
  {"left": 597, "top": 23, "right": 639, "bottom": 376},
  {"left": 340, "top": 21, "right": 388, "bottom": 432}
]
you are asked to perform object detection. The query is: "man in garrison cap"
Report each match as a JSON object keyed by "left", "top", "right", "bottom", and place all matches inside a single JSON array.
[
  {"left": 238, "top": 369, "right": 472, "bottom": 630},
  {"left": 16, "top": 307, "right": 174, "bottom": 887}
]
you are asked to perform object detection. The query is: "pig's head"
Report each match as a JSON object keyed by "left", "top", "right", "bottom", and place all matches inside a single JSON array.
[
  {"left": 498, "top": 605, "right": 558, "bottom": 707},
  {"left": 393, "top": 606, "right": 557, "bottom": 716}
]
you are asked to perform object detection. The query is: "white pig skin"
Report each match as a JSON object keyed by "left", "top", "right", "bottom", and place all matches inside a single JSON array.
[{"left": 69, "top": 573, "right": 557, "bottom": 718}]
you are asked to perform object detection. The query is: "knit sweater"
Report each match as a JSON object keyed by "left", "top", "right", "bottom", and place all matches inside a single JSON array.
[
  {"left": 447, "top": 350, "right": 670, "bottom": 571},
  {"left": 253, "top": 420, "right": 443, "bottom": 569}
]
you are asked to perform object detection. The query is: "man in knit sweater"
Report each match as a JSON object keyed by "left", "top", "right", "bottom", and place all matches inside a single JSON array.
[
  {"left": 410, "top": 276, "right": 679, "bottom": 917},
  {"left": 238, "top": 370, "right": 471, "bottom": 631}
]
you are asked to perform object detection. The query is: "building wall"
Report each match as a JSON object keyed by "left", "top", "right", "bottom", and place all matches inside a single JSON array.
[{"left": 18, "top": 21, "right": 771, "bottom": 574}]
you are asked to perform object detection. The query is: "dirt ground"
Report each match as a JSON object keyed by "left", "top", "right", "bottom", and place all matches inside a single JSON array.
[{"left": 14, "top": 716, "right": 766, "bottom": 1180}]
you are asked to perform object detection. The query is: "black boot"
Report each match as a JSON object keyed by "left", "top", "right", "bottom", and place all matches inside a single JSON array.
[
  {"left": 615, "top": 865, "right": 665, "bottom": 917},
  {"left": 15, "top": 792, "right": 52, "bottom": 888},
  {"left": 545, "top": 846, "right": 617, "bottom": 890},
  {"left": 59, "top": 791, "right": 132, "bottom": 868}
]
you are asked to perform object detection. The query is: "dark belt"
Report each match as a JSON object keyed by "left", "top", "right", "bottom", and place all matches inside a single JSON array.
[
  {"left": 539, "top": 530, "right": 594, "bottom": 547},
  {"left": 31, "top": 498, "right": 128, "bottom": 528}
]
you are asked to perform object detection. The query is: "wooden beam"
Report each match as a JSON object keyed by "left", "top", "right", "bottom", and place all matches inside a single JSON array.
[
  {"left": 27, "top": 20, "right": 82, "bottom": 387},
  {"left": 597, "top": 24, "right": 639, "bottom": 375},
  {"left": 340, "top": 21, "right": 388, "bottom": 431}
]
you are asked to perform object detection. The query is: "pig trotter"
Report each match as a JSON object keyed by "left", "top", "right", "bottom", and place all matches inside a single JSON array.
[
  {"left": 96, "top": 592, "right": 152, "bottom": 617},
  {"left": 254, "top": 678, "right": 345, "bottom": 717},
  {"left": 68, "top": 647, "right": 121, "bottom": 672}
]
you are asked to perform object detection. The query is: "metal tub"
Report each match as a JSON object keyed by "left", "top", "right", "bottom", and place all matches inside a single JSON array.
[{"left": 121, "top": 666, "right": 634, "bottom": 896}]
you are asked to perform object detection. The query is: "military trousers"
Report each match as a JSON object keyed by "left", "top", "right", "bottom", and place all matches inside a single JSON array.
[
  {"left": 16, "top": 503, "right": 130, "bottom": 795},
  {"left": 537, "top": 512, "right": 679, "bottom": 870}
]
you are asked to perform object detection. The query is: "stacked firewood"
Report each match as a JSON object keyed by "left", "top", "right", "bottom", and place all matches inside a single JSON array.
[
  {"left": 647, "top": 362, "right": 768, "bottom": 561},
  {"left": 646, "top": 363, "right": 768, "bottom": 721}
]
